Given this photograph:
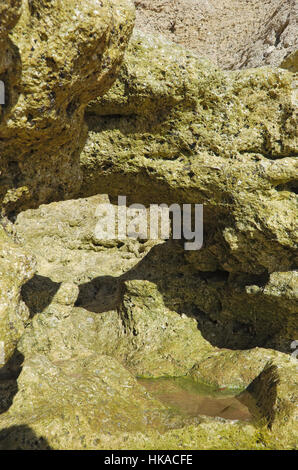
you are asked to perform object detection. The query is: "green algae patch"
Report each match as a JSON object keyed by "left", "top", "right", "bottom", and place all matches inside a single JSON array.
[
  {"left": 81, "top": 32, "right": 298, "bottom": 352},
  {"left": 0, "top": 224, "right": 36, "bottom": 365},
  {"left": 11, "top": 197, "right": 297, "bottom": 449},
  {"left": 0, "top": 0, "right": 136, "bottom": 215}
]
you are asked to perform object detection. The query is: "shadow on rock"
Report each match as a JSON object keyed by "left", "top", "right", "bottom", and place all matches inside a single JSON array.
[
  {"left": 75, "top": 275, "right": 120, "bottom": 313},
  {"left": 0, "top": 425, "right": 52, "bottom": 450},
  {"left": 0, "top": 351, "right": 24, "bottom": 415},
  {"left": 75, "top": 239, "right": 281, "bottom": 351},
  {"left": 21, "top": 274, "right": 61, "bottom": 318}
]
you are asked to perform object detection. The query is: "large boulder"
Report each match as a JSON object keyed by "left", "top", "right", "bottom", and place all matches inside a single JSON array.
[
  {"left": 14, "top": 197, "right": 213, "bottom": 376},
  {"left": 79, "top": 32, "right": 297, "bottom": 351},
  {"left": 0, "top": 351, "right": 287, "bottom": 450},
  {"left": 0, "top": 353, "right": 178, "bottom": 449},
  {"left": 0, "top": 6, "right": 296, "bottom": 450},
  {"left": 0, "top": 0, "right": 135, "bottom": 216},
  {"left": 4, "top": 193, "right": 296, "bottom": 449}
]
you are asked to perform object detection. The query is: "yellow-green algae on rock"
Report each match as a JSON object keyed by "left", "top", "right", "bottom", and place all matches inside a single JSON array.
[
  {"left": 0, "top": 7, "right": 297, "bottom": 450},
  {"left": 0, "top": 0, "right": 135, "bottom": 215},
  {"left": 0, "top": 0, "right": 134, "bottom": 361},
  {"left": 0, "top": 224, "right": 35, "bottom": 364},
  {"left": 0, "top": 349, "right": 296, "bottom": 449},
  {"left": 80, "top": 32, "right": 298, "bottom": 352},
  {"left": 281, "top": 50, "right": 298, "bottom": 73},
  {"left": 83, "top": 31, "right": 297, "bottom": 197},
  {"left": 0, "top": 194, "right": 295, "bottom": 449}
]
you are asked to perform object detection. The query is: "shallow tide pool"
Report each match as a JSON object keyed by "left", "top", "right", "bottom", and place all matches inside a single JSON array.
[{"left": 138, "top": 377, "right": 253, "bottom": 422}]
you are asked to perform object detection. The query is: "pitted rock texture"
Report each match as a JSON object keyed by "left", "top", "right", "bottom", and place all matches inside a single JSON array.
[
  {"left": 236, "top": 0, "right": 298, "bottom": 71},
  {"left": 0, "top": 350, "right": 296, "bottom": 449},
  {"left": 80, "top": 33, "right": 297, "bottom": 352},
  {"left": 0, "top": 351, "right": 271, "bottom": 450},
  {"left": 0, "top": 354, "right": 187, "bottom": 449},
  {"left": 14, "top": 196, "right": 213, "bottom": 375},
  {"left": 14, "top": 195, "right": 297, "bottom": 354},
  {"left": 0, "top": 1, "right": 297, "bottom": 451},
  {"left": 0, "top": 193, "right": 294, "bottom": 449},
  {"left": 133, "top": 0, "right": 298, "bottom": 70},
  {"left": 0, "top": 0, "right": 135, "bottom": 216},
  {"left": 0, "top": 224, "right": 35, "bottom": 364}
]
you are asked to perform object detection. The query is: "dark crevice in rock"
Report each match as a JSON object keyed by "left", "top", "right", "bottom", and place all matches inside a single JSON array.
[
  {"left": 274, "top": 18, "right": 290, "bottom": 47},
  {"left": 275, "top": 181, "right": 298, "bottom": 194},
  {"left": 228, "top": 271, "right": 270, "bottom": 288},
  {"left": 75, "top": 275, "right": 121, "bottom": 313},
  {"left": 245, "top": 362, "right": 279, "bottom": 429},
  {"left": 192, "top": 306, "right": 262, "bottom": 351}
]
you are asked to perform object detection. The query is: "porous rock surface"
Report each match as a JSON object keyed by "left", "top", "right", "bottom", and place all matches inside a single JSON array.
[
  {"left": 0, "top": 0, "right": 135, "bottom": 215},
  {"left": 82, "top": 32, "right": 298, "bottom": 352},
  {"left": 0, "top": 194, "right": 295, "bottom": 449},
  {"left": 133, "top": 0, "right": 298, "bottom": 71},
  {"left": 0, "top": 0, "right": 297, "bottom": 451},
  {"left": 0, "top": 224, "right": 35, "bottom": 365}
]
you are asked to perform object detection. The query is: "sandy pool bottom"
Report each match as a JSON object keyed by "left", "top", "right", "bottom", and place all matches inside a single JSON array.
[{"left": 138, "top": 377, "right": 253, "bottom": 422}]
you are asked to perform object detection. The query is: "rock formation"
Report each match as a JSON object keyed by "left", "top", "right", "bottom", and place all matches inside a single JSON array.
[
  {"left": 0, "top": 224, "right": 35, "bottom": 364},
  {"left": 0, "top": 0, "right": 135, "bottom": 216},
  {"left": 0, "top": 0, "right": 135, "bottom": 356},
  {"left": 81, "top": 32, "right": 298, "bottom": 352},
  {"left": 0, "top": 0, "right": 297, "bottom": 451}
]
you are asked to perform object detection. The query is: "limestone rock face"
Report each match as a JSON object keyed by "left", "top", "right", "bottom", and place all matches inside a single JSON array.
[
  {"left": 0, "top": 354, "right": 176, "bottom": 450},
  {"left": 14, "top": 198, "right": 213, "bottom": 376},
  {"left": 281, "top": 50, "right": 298, "bottom": 73},
  {"left": 246, "top": 358, "right": 298, "bottom": 447},
  {"left": 115, "top": 279, "right": 215, "bottom": 376},
  {"left": 0, "top": 0, "right": 22, "bottom": 128},
  {"left": 0, "top": 0, "right": 135, "bottom": 216},
  {"left": 0, "top": 224, "right": 35, "bottom": 365},
  {"left": 1, "top": 350, "right": 296, "bottom": 449},
  {"left": 0, "top": 0, "right": 22, "bottom": 41},
  {"left": 0, "top": 351, "right": 274, "bottom": 450},
  {"left": 80, "top": 33, "right": 297, "bottom": 351},
  {"left": 0, "top": 3, "right": 297, "bottom": 451},
  {"left": 190, "top": 349, "right": 298, "bottom": 447},
  {"left": 0, "top": 193, "right": 293, "bottom": 449}
]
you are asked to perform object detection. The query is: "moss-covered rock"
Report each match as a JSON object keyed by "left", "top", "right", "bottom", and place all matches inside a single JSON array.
[
  {"left": 83, "top": 32, "right": 297, "bottom": 193},
  {"left": 246, "top": 358, "right": 298, "bottom": 448},
  {"left": 0, "top": 224, "right": 35, "bottom": 365},
  {"left": 0, "top": 23, "right": 296, "bottom": 450},
  {"left": 116, "top": 279, "right": 214, "bottom": 376},
  {"left": 0, "top": 0, "right": 135, "bottom": 215},
  {"left": 0, "top": 351, "right": 296, "bottom": 450},
  {"left": 0, "top": 353, "right": 181, "bottom": 449},
  {"left": 81, "top": 32, "right": 297, "bottom": 272},
  {"left": 79, "top": 32, "right": 298, "bottom": 351},
  {"left": 1, "top": 195, "right": 295, "bottom": 449}
]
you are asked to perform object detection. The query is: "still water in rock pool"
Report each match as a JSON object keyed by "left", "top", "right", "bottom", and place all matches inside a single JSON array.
[{"left": 138, "top": 377, "right": 253, "bottom": 422}]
